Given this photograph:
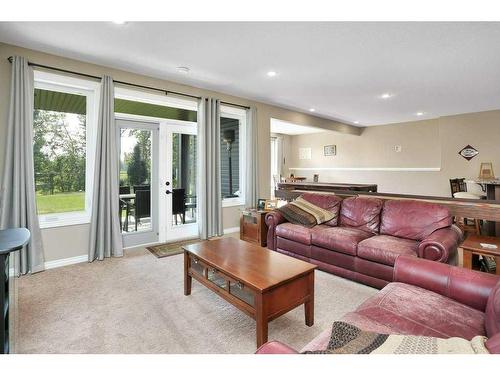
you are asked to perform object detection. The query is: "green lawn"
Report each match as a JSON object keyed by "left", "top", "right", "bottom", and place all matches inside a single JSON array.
[{"left": 36, "top": 192, "right": 85, "bottom": 215}]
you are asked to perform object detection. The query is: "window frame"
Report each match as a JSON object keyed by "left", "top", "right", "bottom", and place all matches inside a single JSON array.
[
  {"left": 220, "top": 105, "right": 246, "bottom": 208},
  {"left": 33, "top": 71, "right": 99, "bottom": 229}
]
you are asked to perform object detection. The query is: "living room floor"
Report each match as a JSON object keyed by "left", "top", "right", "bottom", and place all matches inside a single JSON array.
[{"left": 16, "top": 241, "right": 377, "bottom": 353}]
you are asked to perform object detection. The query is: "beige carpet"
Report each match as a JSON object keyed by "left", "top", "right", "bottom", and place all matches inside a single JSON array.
[{"left": 17, "top": 247, "right": 377, "bottom": 354}]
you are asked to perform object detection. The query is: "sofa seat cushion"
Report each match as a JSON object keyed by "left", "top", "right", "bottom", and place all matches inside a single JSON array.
[
  {"left": 357, "top": 235, "right": 418, "bottom": 266},
  {"left": 351, "top": 282, "right": 486, "bottom": 340},
  {"left": 275, "top": 222, "right": 314, "bottom": 245},
  {"left": 311, "top": 226, "right": 373, "bottom": 256}
]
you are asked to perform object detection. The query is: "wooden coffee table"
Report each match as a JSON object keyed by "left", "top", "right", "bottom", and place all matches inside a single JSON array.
[{"left": 183, "top": 237, "right": 316, "bottom": 348}]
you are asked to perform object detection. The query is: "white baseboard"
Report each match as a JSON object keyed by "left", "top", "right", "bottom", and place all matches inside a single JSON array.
[
  {"left": 21, "top": 229, "right": 240, "bottom": 273},
  {"left": 223, "top": 226, "right": 240, "bottom": 234},
  {"left": 44, "top": 254, "right": 88, "bottom": 270}
]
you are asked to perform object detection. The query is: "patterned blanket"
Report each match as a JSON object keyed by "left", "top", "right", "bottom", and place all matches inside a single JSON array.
[
  {"left": 291, "top": 197, "right": 335, "bottom": 224},
  {"left": 277, "top": 196, "right": 335, "bottom": 227},
  {"left": 303, "top": 322, "right": 489, "bottom": 354}
]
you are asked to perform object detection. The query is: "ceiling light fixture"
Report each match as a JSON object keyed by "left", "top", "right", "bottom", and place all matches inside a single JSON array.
[
  {"left": 112, "top": 21, "right": 127, "bottom": 25},
  {"left": 380, "top": 93, "right": 393, "bottom": 99},
  {"left": 309, "top": 108, "right": 315, "bottom": 112},
  {"left": 267, "top": 71, "right": 277, "bottom": 77},
  {"left": 176, "top": 66, "right": 190, "bottom": 74},
  {"left": 354, "top": 121, "right": 360, "bottom": 124},
  {"left": 416, "top": 111, "right": 425, "bottom": 116}
]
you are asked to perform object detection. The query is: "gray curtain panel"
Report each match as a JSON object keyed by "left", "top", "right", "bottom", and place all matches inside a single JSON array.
[
  {"left": 88, "top": 75, "right": 123, "bottom": 261},
  {"left": 197, "top": 97, "right": 223, "bottom": 239},
  {"left": 0, "top": 56, "right": 45, "bottom": 274},
  {"left": 245, "top": 106, "right": 259, "bottom": 208}
]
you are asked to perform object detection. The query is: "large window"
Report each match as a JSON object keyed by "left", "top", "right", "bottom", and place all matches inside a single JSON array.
[
  {"left": 220, "top": 106, "right": 246, "bottom": 207},
  {"left": 33, "top": 72, "right": 97, "bottom": 228}
]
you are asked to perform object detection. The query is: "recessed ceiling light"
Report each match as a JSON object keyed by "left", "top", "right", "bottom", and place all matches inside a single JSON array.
[
  {"left": 354, "top": 121, "right": 360, "bottom": 124},
  {"left": 380, "top": 93, "right": 393, "bottom": 99},
  {"left": 309, "top": 108, "right": 315, "bottom": 112},
  {"left": 267, "top": 71, "right": 277, "bottom": 77},
  {"left": 176, "top": 66, "right": 190, "bottom": 74},
  {"left": 112, "top": 21, "right": 127, "bottom": 25},
  {"left": 416, "top": 112, "right": 425, "bottom": 116}
]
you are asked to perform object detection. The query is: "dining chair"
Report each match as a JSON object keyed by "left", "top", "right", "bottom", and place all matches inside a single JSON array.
[{"left": 449, "top": 178, "right": 482, "bottom": 235}]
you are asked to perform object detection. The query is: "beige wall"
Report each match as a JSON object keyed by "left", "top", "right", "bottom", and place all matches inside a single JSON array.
[
  {"left": 286, "top": 112, "right": 500, "bottom": 196},
  {"left": 0, "top": 42, "right": 358, "bottom": 262}
]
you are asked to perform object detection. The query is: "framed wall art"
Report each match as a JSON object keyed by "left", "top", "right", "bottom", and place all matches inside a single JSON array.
[{"left": 324, "top": 144, "right": 336, "bottom": 156}]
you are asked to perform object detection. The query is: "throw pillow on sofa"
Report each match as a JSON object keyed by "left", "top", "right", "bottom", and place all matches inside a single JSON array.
[
  {"left": 277, "top": 202, "right": 317, "bottom": 228},
  {"left": 291, "top": 196, "right": 335, "bottom": 224},
  {"left": 277, "top": 196, "right": 335, "bottom": 228}
]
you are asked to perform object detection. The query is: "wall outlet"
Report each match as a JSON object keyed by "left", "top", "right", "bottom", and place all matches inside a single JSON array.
[{"left": 394, "top": 145, "right": 402, "bottom": 153}]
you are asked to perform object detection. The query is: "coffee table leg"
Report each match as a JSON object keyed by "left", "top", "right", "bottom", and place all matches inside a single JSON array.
[
  {"left": 304, "top": 271, "right": 314, "bottom": 326},
  {"left": 184, "top": 251, "right": 192, "bottom": 296},
  {"left": 255, "top": 293, "right": 268, "bottom": 348}
]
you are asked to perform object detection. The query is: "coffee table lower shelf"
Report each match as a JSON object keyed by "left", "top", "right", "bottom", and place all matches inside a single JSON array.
[{"left": 183, "top": 250, "right": 315, "bottom": 348}]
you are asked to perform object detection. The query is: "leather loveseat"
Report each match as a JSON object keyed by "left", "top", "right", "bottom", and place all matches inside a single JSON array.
[
  {"left": 266, "top": 193, "right": 461, "bottom": 289},
  {"left": 256, "top": 256, "right": 500, "bottom": 354}
]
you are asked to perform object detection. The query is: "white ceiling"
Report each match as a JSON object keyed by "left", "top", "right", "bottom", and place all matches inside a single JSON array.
[
  {"left": 271, "top": 118, "right": 327, "bottom": 135},
  {"left": 1, "top": 22, "right": 500, "bottom": 126}
]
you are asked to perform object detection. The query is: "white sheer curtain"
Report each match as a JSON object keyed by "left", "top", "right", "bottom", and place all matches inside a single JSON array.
[
  {"left": 0, "top": 56, "right": 45, "bottom": 274},
  {"left": 88, "top": 75, "right": 123, "bottom": 261},
  {"left": 197, "top": 97, "right": 223, "bottom": 239}
]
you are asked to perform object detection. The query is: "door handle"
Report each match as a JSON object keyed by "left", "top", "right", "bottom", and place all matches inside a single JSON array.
[{"left": 165, "top": 190, "right": 172, "bottom": 195}]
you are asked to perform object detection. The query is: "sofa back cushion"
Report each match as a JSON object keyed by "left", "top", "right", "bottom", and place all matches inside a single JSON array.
[
  {"left": 380, "top": 200, "right": 452, "bottom": 241},
  {"left": 339, "top": 196, "right": 383, "bottom": 234},
  {"left": 300, "top": 193, "right": 342, "bottom": 227},
  {"left": 486, "top": 281, "right": 500, "bottom": 337}
]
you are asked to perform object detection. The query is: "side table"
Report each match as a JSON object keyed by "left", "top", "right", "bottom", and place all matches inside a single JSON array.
[
  {"left": 460, "top": 234, "right": 500, "bottom": 275},
  {"left": 240, "top": 210, "right": 268, "bottom": 247}
]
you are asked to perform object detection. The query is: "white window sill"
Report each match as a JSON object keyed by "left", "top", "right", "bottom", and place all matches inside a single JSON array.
[
  {"left": 222, "top": 198, "right": 245, "bottom": 208},
  {"left": 39, "top": 212, "right": 90, "bottom": 229}
]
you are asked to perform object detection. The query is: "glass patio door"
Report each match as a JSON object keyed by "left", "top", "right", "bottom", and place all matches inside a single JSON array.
[
  {"left": 117, "top": 119, "right": 159, "bottom": 248},
  {"left": 161, "top": 122, "right": 198, "bottom": 242}
]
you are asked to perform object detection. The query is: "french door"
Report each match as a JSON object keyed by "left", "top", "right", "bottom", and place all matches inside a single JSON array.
[
  {"left": 117, "top": 117, "right": 198, "bottom": 247},
  {"left": 159, "top": 121, "right": 199, "bottom": 242},
  {"left": 117, "top": 119, "right": 159, "bottom": 248}
]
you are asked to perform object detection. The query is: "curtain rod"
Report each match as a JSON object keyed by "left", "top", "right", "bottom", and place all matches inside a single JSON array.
[
  {"left": 7, "top": 56, "right": 252, "bottom": 110},
  {"left": 7, "top": 56, "right": 202, "bottom": 101},
  {"left": 220, "top": 101, "right": 250, "bottom": 110}
]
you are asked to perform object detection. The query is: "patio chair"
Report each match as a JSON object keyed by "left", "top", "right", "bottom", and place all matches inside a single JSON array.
[
  {"left": 134, "top": 189, "right": 151, "bottom": 231},
  {"left": 172, "top": 188, "right": 186, "bottom": 225}
]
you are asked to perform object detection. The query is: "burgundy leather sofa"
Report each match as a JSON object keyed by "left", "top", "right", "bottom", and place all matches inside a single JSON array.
[
  {"left": 256, "top": 256, "right": 500, "bottom": 354},
  {"left": 266, "top": 193, "right": 461, "bottom": 289}
]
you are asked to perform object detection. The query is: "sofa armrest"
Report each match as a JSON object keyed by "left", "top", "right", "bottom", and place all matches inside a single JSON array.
[
  {"left": 255, "top": 341, "right": 298, "bottom": 354},
  {"left": 265, "top": 211, "right": 286, "bottom": 250},
  {"left": 417, "top": 226, "right": 462, "bottom": 264},
  {"left": 394, "top": 255, "right": 499, "bottom": 312}
]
